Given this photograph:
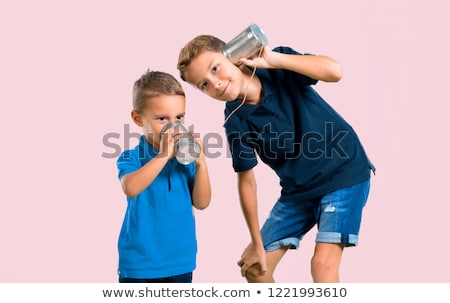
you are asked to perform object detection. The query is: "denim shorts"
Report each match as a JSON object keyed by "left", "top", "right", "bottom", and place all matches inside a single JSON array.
[{"left": 261, "top": 179, "right": 371, "bottom": 251}]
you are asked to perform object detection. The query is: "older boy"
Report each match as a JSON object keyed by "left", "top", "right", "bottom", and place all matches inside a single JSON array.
[{"left": 177, "top": 35, "right": 374, "bottom": 282}]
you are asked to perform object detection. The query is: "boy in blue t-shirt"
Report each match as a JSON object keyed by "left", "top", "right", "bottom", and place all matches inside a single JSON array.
[
  {"left": 177, "top": 35, "right": 375, "bottom": 282},
  {"left": 116, "top": 70, "right": 211, "bottom": 283}
]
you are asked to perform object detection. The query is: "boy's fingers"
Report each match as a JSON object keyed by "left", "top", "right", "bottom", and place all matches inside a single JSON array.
[
  {"left": 188, "top": 130, "right": 199, "bottom": 138},
  {"left": 260, "top": 263, "right": 267, "bottom": 275},
  {"left": 240, "top": 264, "right": 249, "bottom": 277},
  {"left": 237, "top": 259, "right": 247, "bottom": 277},
  {"left": 238, "top": 260, "right": 267, "bottom": 277},
  {"left": 239, "top": 263, "right": 266, "bottom": 277}
]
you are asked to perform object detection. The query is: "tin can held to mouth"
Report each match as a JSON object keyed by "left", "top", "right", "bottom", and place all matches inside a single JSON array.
[
  {"left": 161, "top": 121, "right": 200, "bottom": 165},
  {"left": 222, "top": 23, "right": 268, "bottom": 64}
]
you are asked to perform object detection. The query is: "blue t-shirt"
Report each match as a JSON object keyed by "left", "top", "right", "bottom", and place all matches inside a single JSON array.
[
  {"left": 116, "top": 135, "right": 197, "bottom": 279},
  {"left": 224, "top": 46, "right": 375, "bottom": 201}
]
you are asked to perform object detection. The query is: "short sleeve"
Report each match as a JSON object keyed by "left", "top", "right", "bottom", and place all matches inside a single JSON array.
[
  {"left": 272, "top": 46, "right": 319, "bottom": 86},
  {"left": 116, "top": 149, "right": 141, "bottom": 180},
  {"left": 225, "top": 126, "right": 258, "bottom": 172}
]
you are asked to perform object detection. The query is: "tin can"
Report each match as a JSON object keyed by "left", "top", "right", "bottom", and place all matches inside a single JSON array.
[
  {"left": 161, "top": 121, "right": 200, "bottom": 165},
  {"left": 222, "top": 23, "right": 268, "bottom": 64}
]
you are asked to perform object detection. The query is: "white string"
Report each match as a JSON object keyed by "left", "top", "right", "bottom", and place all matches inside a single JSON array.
[{"left": 223, "top": 45, "right": 264, "bottom": 126}]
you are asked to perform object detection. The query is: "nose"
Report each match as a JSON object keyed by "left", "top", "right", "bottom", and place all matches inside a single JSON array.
[{"left": 215, "top": 80, "right": 221, "bottom": 88}]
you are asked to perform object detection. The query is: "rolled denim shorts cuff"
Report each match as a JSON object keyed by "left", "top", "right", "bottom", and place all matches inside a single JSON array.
[
  {"left": 265, "top": 237, "right": 300, "bottom": 252},
  {"left": 316, "top": 232, "right": 358, "bottom": 246}
]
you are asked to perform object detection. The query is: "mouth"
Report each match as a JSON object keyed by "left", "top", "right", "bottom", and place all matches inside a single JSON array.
[{"left": 219, "top": 81, "right": 230, "bottom": 97}]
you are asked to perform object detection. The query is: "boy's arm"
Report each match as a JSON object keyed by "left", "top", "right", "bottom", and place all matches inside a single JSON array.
[
  {"left": 120, "top": 156, "right": 169, "bottom": 198},
  {"left": 191, "top": 138, "right": 211, "bottom": 210},
  {"left": 121, "top": 130, "right": 176, "bottom": 197},
  {"left": 236, "top": 169, "right": 267, "bottom": 277},
  {"left": 241, "top": 47, "right": 343, "bottom": 82}
]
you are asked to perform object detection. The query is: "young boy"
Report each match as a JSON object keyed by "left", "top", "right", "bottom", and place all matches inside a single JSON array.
[
  {"left": 177, "top": 35, "right": 375, "bottom": 282},
  {"left": 116, "top": 70, "right": 211, "bottom": 283}
]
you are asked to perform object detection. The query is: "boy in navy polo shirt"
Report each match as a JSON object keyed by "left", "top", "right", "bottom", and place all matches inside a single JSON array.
[
  {"left": 177, "top": 35, "right": 375, "bottom": 282},
  {"left": 116, "top": 70, "right": 211, "bottom": 283}
]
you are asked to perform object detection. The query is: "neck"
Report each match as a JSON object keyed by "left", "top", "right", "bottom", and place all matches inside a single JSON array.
[
  {"left": 144, "top": 133, "right": 159, "bottom": 152},
  {"left": 241, "top": 72, "right": 261, "bottom": 105}
]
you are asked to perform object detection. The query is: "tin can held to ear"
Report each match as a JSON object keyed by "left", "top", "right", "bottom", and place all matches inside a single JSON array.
[{"left": 222, "top": 23, "right": 268, "bottom": 64}]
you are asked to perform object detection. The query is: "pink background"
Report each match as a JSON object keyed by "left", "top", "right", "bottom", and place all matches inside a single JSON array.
[{"left": 1, "top": 0, "right": 449, "bottom": 282}]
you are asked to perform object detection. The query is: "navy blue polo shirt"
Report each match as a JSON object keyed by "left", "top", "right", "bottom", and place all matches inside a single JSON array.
[{"left": 224, "top": 46, "right": 374, "bottom": 201}]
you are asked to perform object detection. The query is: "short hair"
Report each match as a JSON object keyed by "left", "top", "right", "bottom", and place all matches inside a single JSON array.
[
  {"left": 177, "top": 35, "right": 225, "bottom": 81},
  {"left": 132, "top": 70, "right": 185, "bottom": 113}
]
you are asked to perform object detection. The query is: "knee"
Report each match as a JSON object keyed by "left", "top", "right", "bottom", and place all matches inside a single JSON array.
[
  {"left": 311, "top": 254, "right": 331, "bottom": 272},
  {"left": 310, "top": 254, "right": 341, "bottom": 282},
  {"left": 244, "top": 265, "right": 270, "bottom": 283},
  {"left": 310, "top": 243, "right": 343, "bottom": 282},
  {"left": 310, "top": 254, "right": 337, "bottom": 277}
]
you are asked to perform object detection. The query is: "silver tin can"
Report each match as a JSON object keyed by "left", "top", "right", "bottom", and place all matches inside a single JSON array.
[
  {"left": 222, "top": 23, "right": 268, "bottom": 64},
  {"left": 161, "top": 121, "right": 200, "bottom": 165}
]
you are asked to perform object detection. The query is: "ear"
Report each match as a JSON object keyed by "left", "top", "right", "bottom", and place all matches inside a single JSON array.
[{"left": 131, "top": 110, "right": 143, "bottom": 127}]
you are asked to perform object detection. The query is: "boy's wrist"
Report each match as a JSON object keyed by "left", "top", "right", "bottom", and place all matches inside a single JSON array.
[
  {"left": 195, "top": 156, "right": 208, "bottom": 167},
  {"left": 154, "top": 153, "right": 171, "bottom": 162}
]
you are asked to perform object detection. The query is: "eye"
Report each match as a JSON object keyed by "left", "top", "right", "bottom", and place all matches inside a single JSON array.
[
  {"left": 211, "top": 65, "right": 220, "bottom": 75},
  {"left": 200, "top": 81, "right": 208, "bottom": 91},
  {"left": 176, "top": 114, "right": 185, "bottom": 120},
  {"left": 157, "top": 116, "right": 167, "bottom": 121},
  {"left": 199, "top": 64, "right": 219, "bottom": 91}
]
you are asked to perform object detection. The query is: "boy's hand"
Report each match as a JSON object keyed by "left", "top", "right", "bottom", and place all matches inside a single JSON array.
[
  {"left": 237, "top": 242, "right": 267, "bottom": 277},
  {"left": 190, "top": 131, "right": 207, "bottom": 166},
  {"left": 159, "top": 127, "right": 178, "bottom": 159},
  {"left": 238, "top": 46, "right": 274, "bottom": 69}
]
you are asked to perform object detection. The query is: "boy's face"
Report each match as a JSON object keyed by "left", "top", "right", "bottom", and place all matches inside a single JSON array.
[
  {"left": 183, "top": 51, "right": 244, "bottom": 102},
  {"left": 132, "top": 95, "right": 186, "bottom": 150}
]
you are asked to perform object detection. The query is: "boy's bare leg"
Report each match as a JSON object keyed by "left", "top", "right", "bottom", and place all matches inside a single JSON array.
[
  {"left": 311, "top": 243, "right": 345, "bottom": 282},
  {"left": 244, "top": 246, "right": 289, "bottom": 283}
]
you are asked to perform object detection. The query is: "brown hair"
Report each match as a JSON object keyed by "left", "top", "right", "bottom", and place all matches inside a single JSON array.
[
  {"left": 177, "top": 35, "right": 225, "bottom": 81},
  {"left": 132, "top": 70, "right": 185, "bottom": 114}
]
